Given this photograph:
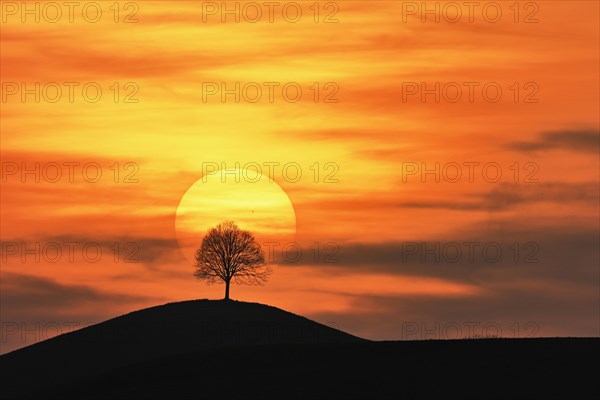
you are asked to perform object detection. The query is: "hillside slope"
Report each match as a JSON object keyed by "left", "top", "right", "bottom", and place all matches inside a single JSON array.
[
  {"left": 1, "top": 300, "right": 598, "bottom": 399},
  {"left": 0, "top": 299, "right": 362, "bottom": 397}
]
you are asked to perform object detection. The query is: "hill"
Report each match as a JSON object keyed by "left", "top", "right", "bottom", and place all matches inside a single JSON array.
[
  {"left": 0, "top": 299, "right": 361, "bottom": 397},
  {"left": 1, "top": 300, "right": 598, "bottom": 399}
]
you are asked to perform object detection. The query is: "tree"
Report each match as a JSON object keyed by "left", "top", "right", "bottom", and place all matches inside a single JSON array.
[{"left": 194, "top": 221, "right": 271, "bottom": 300}]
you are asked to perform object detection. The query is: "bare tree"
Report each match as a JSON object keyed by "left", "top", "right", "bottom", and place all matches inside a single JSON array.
[{"left": 194, "top": 221, "right": 271, "bottom": 300}]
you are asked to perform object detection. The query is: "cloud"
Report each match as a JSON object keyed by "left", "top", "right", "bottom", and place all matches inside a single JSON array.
[
  {"left": 399, "top": 182, "right": 599, "bottom": 211},
  {"left": 0, "top": 272, "right": 164, "bottom": 354},
  {"left": 0, "top": 272, "right": 155, "bottom": 312},
  {"left": 1, "top": 27, "right": 223, "bottom": 82},
  {"left": 295, "top": 182, "right": 599, "bottom": 213},
  {"left": 278, "top": 224, "right": 600, "bottom": 289},
  {"left": 308, "top": 285, "right": 599, "bottom": 340},
  {"left": 0, "top": 234, "right": 184, "bottom": 268},
  {"left": 507, "top": 130, "right": 599, "bottom": 154},
  {"left": 299, "top": 220, "right": 599, "bottom": 340}
]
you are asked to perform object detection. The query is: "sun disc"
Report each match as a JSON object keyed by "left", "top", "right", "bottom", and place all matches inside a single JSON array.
[{"left": 175, "top": 169, "right": 296, "bottom": 265}]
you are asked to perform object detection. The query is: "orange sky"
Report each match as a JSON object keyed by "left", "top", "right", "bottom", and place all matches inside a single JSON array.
[{"left": 1, "top": 1, "right": 599, "bottom": 353}]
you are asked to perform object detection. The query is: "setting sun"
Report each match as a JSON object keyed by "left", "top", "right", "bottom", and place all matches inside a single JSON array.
[{"left": 175, "top": 168, "right": 296, "bottom": 264}]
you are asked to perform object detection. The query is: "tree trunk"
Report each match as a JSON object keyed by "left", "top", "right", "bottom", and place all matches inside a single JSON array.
[{"left": 224, "top": 280, "right": 230, "bottom": 300}]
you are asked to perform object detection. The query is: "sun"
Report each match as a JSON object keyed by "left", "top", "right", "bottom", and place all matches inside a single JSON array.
[{"left": 175, "top": 169, "right": 297, "bottom": 265}]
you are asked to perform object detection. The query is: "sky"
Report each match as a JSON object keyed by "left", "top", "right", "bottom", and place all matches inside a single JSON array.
[{"left": 1, "top": 0, "right": 599, "bottom": 353}]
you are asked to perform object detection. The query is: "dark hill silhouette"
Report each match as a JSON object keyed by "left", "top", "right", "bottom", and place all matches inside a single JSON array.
[
  {"left": 0, "top": 299, "right": 361, "bottom": 397},
  {"left": 1, "top": 300, "right": 598, "bottom": 399}
]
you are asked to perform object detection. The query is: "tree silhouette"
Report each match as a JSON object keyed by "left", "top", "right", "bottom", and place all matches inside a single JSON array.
[{"left": 194, "top": 221, "right": 270, "bottom": 300}]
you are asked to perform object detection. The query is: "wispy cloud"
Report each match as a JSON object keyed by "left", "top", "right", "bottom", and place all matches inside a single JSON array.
[{"left": 507, "top": 130, "right": 599, "bottom": 154}]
